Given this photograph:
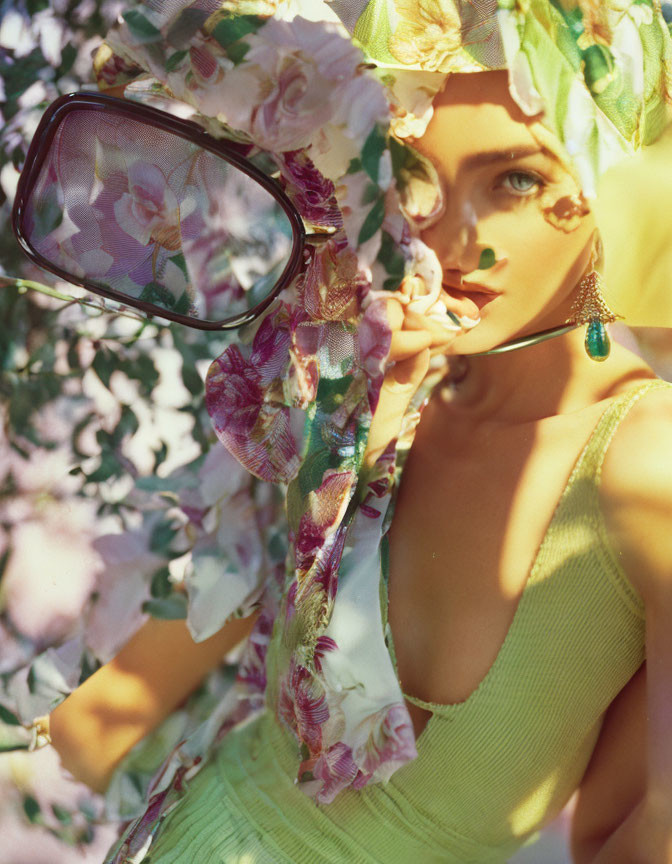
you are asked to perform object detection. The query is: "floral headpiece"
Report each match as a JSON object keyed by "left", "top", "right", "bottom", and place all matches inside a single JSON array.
[
  {"left": 338, "top": 0, "right": 672, "bottom": 197},
  {"left": 94, "top": 3, "right": 672, "bottom": 858}
]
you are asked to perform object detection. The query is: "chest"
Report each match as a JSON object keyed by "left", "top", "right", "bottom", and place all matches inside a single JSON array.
[{"left": 385, "top": 397, "right": 612, "bottom": 722}]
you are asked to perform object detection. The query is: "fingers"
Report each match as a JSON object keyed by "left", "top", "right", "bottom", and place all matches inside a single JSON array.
[
  {"left": 402, "top": 308, "right": 456, "bottom": 343},
  {"left": 383, "top": 298, "right": 454, "bottom": 365},
  {"left": 389, "top": 329, "right": 433, "bottom": 362},
  {"left": 388, "top": 347, "right": 431, "bottom": 390},
  {"left": 383, "top": 297, "right": 405, "bottom": 332},
  {"left": 363, "top": 348, "right": 431, "bottom": 468}
]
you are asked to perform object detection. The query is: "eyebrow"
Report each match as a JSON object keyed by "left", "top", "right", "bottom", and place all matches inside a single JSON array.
[
  {"left": 412, "top": 143, "right": 547, "bottom": 173},
  {"left": 461, "top": 146, "right": 545, "bottom": 171}
]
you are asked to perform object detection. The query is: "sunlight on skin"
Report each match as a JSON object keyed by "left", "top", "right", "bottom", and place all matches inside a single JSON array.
[
  {"left": 412, "top": 70, "right": 596, "bottom": 353},
  {"left": 364, "top": 69, "right": 597, "bottom": 468}
]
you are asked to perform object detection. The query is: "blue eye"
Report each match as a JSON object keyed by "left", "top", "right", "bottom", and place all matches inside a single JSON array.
[{"left": 501, "top": 171, "right": 542, "bottom": 195}]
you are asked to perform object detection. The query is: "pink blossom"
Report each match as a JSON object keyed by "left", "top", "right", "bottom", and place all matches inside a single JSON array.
[
  {"left": 294, "top": 471, "right": 355, "bottom": 573},
  {"left": 278, "top": 151, "right": 342, "bottom": 229},
  {"left": 300, "top": 237, "right": 365, "bottom": 321},
  {"left": 206, "top": 344, "right": 264, "bottom": 438},
  {"left": 96, "top": 51, "right": 141, "bottom": 87},
  {"left": 205, "top": 305, "right": 305, "bottom": 482},
  {"left": 278, "top": 660, "right": 330, "bottom": 757},
  {"left": 4, "top": 511, "right": 99, "bottom": 646},
  {"left": 86, "top": 528, "right": 162, "bottom": 660},
  {"left": 114, "top": 161, "right": 182, "bottom": 248},
  {"left": 357, "top": 702, "right": 418, "bottom": 782},
  {"left": 286, "top": 317, "right": 321, "bottom": 406},
  {"left": 312, "top": 742, "right": 359, "bottom": 804},
  {"left": 298, "top": 522, "right": 348, "bottom": 605},
  {"left": 189, "top": 38, "right": 222, "bottom": 86},
  {"left": 214, "top": 18, "right": 385, "bottom": 152},
  {"left": 250, "top": 307, "right": 293, "bottom": 383},
  {"left": 313, "top": 635, "right": 338, "bottom": 674},
  {"left": 357, "top": 298, "right": 393, "bottom": 412},
  {"left": 235, "top": 610, "right": 276, "bottom": 694}
]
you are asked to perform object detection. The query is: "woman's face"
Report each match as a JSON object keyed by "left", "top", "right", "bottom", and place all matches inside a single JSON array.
[{"left": 412, "top": 70, "right": 597, "bottom": 354}]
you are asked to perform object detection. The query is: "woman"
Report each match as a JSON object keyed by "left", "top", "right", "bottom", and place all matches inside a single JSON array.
[{"left": 38, "top": 1, "right": 672, "bottom": 862}]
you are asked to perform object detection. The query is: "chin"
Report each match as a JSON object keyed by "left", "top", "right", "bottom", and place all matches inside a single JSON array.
[
  {"left": 448, "top": 312, "right": 561, "bottom": 356},
  {"left": 446, "top": 324, "right": 510, "bottom": 356}
]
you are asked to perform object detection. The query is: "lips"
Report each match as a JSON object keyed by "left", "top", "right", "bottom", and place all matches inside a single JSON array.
[{"left": 442, "top": 282, "right": 500, "bottom": 320}]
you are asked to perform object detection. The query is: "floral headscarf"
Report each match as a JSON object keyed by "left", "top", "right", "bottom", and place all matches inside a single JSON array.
[
  {"left": 93, "top": 1, "right": 672, "bottom": 859},
  {"left": 340, "top": 0, "right": 672, "bottom": 195}
]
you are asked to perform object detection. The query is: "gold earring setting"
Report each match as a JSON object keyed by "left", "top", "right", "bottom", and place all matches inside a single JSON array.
[{"left": 565, "top": 271, "right": 621, "bottom": 362}]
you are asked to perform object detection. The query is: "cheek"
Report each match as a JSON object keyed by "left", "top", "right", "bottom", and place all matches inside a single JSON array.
[
  {"left": 539, "top": 190, "right": 591, "bottom": 232},
  {"left": 477, "top": 194, "right": 592, "bottom": 269}
]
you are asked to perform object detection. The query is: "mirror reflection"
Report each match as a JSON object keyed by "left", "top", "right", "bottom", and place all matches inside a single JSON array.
[{"left": 23, "top": 108, "right": 295, "bottom": 321}]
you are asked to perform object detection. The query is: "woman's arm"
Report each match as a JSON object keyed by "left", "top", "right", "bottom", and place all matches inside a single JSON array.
[
  {"left": 584, "top": 387, "right": 672, "bottom": 862},
  {"left": 569, "top": 662, "right": 647, "bottom": 864},
  {"left": 49, "top": 611, "right": 259, "bottom": 794},
  {"left": 585, "top": 799, "right": 672, "bottom": 864}
]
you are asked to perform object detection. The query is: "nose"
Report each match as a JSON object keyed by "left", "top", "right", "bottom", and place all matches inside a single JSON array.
[{"left": 420, "top": 196, "right": 480, "bottom": 273}]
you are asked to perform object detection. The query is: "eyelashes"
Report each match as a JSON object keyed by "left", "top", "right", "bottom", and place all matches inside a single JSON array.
[
  {"left": 495, "top": 170, "right": 546, "bottom": 197},
  {"left": 400, "top": 168, "right": 548, "bottom": 228}
]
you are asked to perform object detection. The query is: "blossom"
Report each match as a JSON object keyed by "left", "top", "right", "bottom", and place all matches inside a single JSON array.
[
  {"left": 356, "top": 298, "right": 393, "bottom": 411},
  {"left": 278, "top": 660, "right": 330, "bottom": 756},
  {"left": 294, "top": 471, "right": 356, "bottom": 574},
  {"left": 235, "top": 609, "right": 276, "bottom": 694},
  {"left": 206, "top": 344, "right": 264, "bottom": 438},
  {"left": 389, "top": 0, "right": 464, "bottom": 71},
  {"left": 312, "top": 741, "right": 359, "bottom": 803},
  {"left": 277, "top": 150, "right": 342, "bottom": 229},
  {"left": 213, "top": 17, "right": 384, "bottom": 153},
  {"left": 114, "top": 161, "right": 184, "bottom": 249},
  {"left": 205, "top": 306, "right": 303, "bottom": 482},
  {"left": 313, "top": 635, "right": 338, "bottom": 674},
  {"left": 357, "top": 702, "right": 418, "bottom": 782},
  {"left": 300, "top": 236, "right": 364, "bottom": 321}
]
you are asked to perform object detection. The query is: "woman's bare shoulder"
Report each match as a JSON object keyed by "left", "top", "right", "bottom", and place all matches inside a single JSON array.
[{"left": 598, "top": 377, "right": 672, "bottom": 604}]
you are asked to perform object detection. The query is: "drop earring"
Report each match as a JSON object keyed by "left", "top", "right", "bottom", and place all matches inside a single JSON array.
[{"left": 565, "top": 271, "right": 621, "bottom": 362}]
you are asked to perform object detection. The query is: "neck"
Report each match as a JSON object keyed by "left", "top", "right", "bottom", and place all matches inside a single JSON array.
[{"left": 443, "top": 325, "right": 612, "bottom": 422}]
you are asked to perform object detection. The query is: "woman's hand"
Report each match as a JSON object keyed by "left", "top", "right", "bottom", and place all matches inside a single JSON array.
[{"left": 363, "top": 289, "right": 455, "bottom": 469}]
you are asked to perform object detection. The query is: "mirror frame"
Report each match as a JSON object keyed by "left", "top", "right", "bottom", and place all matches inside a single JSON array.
[{"left": 12, "top": 91, "right": 308, "bottom": 330}]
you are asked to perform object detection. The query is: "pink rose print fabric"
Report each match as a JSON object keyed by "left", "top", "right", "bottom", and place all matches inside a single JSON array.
[{"left": 96, "top": 2, "right": 459, "bottom": 860}]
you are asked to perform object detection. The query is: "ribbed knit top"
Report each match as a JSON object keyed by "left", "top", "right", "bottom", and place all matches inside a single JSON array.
[{"left": 148, "top": 380, "right": 665, "bottom": 864}]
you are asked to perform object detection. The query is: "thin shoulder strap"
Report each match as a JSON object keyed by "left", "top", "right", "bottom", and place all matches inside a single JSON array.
[{"left": 573, "top": 379, "right": 672, "bottom": 483}]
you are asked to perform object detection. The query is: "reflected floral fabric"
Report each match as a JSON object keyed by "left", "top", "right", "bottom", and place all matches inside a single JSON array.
[{"left": 25, "top": 109, "right": 294, "bottom": 321}]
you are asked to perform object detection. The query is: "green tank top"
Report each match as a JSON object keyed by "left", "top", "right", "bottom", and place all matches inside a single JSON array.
[{"left": 148, "top": 380, "right": 664, "bottom": 864}]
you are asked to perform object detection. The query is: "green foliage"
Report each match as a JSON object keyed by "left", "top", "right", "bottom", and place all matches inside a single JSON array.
[
  {"left": 358, "top": 195, "right": 386, "bottom": 245},
  {"left": 0, "top": 703, "right": 20, "bottom": 725},
  {"left": 211, "top": 14, "right": 264, "bottom": 48},
  {"left": 122, "top": 9, "right": 161, "bottom": 43},
  {"left": 377, "top": 230, "right": 406, "bottom": 291},
  {"left": 23, "top": 794, "right": 42, "bottom": 824},
  {"left": 361, "top": 125, "right": 387, "bottom": 184},
  {"left": 478, "top": 248, "right": 497, "bottom": 270},
  {"left": 142, "top": 593, "right": 188, "bottom": 620}
]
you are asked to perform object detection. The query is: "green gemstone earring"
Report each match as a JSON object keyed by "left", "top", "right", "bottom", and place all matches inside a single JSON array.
[{"left": 565, "top": 271, "right": 621, "bottom": 362}]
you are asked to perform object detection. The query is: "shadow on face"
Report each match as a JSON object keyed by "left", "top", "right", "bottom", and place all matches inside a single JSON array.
[{"left": 408, "top": 70, "right": 597, "bottom": 353}]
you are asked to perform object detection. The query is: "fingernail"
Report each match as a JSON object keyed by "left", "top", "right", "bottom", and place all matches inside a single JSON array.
[{"left": 460, "top": 316, "right": 481, "bottom": 329}]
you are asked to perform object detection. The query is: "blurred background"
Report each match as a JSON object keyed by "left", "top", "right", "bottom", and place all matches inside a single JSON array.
[{"left": 0, "top": 2, "right": 670, "bottom": 863}]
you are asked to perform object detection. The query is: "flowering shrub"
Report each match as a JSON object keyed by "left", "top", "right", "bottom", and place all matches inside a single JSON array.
[{"left": 0, "top": 2, "right": 258, "bottom": 859}]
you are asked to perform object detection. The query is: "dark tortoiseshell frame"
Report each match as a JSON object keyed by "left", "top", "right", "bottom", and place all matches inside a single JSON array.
[{"left": 12, "top": 91, "right": 319, "bottom": 330}]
